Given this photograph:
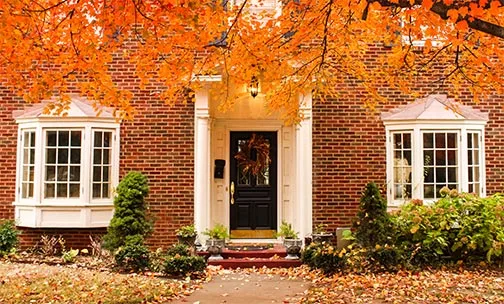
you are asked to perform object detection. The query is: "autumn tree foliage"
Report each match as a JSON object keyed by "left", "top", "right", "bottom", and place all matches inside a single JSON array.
[{"left": 0, "top": 0, "right": 503, "bottom": 122}]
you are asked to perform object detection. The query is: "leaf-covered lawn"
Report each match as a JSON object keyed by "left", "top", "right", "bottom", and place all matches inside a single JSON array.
[
  {"left": 0, "top": 261, "right": 203, "bottom": 304},
  {"left": 302, "top": 267, "right": 504, "bottom": 303}
]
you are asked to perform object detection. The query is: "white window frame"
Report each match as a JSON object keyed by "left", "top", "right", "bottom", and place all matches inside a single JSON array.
[
  {"left": 385, "top": 122, "right": 486, "bottom": 207},
  {"left": 14, "top": 119, "right": 120, "bottom": 228}
]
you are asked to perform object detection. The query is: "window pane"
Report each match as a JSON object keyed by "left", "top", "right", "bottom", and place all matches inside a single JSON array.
[
  {"left": 58, "top": 149, "right": 68, "bottom": 164},
  {"left": 102, "top": 166, "right": 110, "bottom": 182},
  {"left": 424, "top": 150, "right": 434, "bottom": 166},
  {"left": 473, "top": 150, "right": 479, "bottom": 165},
  {"left": 435, "top": 133, "right": 445, "bottom": 148},
  {"left": 448, "top": 167, "right": 457, "bottom": 183},
  {"left": 46, "top": 148, "right": 56, "bottom": 164},
  {"left": 102, "top": 184, "right": 109, "bottom": 198},
  {"left": 71, "top": 131, "right": 81, "bottom": 147},
  {"left": 45, "top": 184, "right": 55, "bottom": 198},
  {"left": 447, "top": 133, "right": 456, "bottom": 148},
  {"left": 93, "top": 166, "right": 101, "bottom": 182},
  {"left": 93, "top": 183, "right": 101, "bottom": 198},
  {"left": 448, "top": 150, "right": 456, "bottom": 165},
  {"left": 30, "top": 149, "right": 35, "bottom": 165},
  {"left": 436, "top": 168, "right": 446, "bottom": 183},
  {"left": 424, "top": 185, "right": 434, "bottom": 199},
  {"left": 69, "top": 184, "right": 80, "bottom": 198},
  {"left": 58, "top": 131, "right": 69, "bottom": 146},
  {"left": 57, "top": 183, "right": 67, "bottom": 198},
  {"left": 436, "top": 150, "right": 446, "bottom": 165},
  {"left": 423, "top": 133, "right": 433, "bottom": 148},
  {"left": 404, "top": 150, "right": 412, "bottom": 163},
  {"left": 94, "top": 132, "right": 102, "bottom": 147},
  {"left": 424, "top": 167, "right": 434, "bottom": 183},
  {"left": 70, "top": 149, "right": 80, "bottom": 164},
  {"left": 103, "top": 132, "right": 111, "bottom": 147},
  {"left": 394, "top": 134, "right": 402, "bottom": 149},
  {"left": 403, "top": 134, "right": 411, "bottom": 149},
  {"left": 103, "top": 149, "right": 110, "bottom": 165},
  {"left": 57, "top": 166, "right": 68, "bottom": 181},
  {"left": 22, "top": 183, "right": 28, "bottom": 198},
  {"left": 70, "top": 166, "right": 80, "bottom": 182},
  {"left": 47, "top": 131, "right": 57, "bottom": 146},
  {"left": 473, "top": 133, "right": 479, "bottom": 148},
  {"left": 468, "top": 166, "right": 473, "bottom": 181},
  {"left": 93, "top": 150, "right": 101, "bottom": 165},
  {"left": 23, "top": 166, "right": 29, "bottom": 181},
  {"left": 28, "top": 183, "right": 34, "bottom": 198},
  {"left": 46, "top": 166, "right": 56, "bottom": 181},
  {"left": 467, "top": 133, "right": 473, "bottom": 148}
]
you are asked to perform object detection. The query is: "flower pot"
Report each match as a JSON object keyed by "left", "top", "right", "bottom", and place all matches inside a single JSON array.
[
  {"left": 206, "top": 238, "right": 225, "bottom": 260},
  {"left": 283, "top": 238, "right": 302, "bottom": 260},
  {"left": 311, "top": 233, "right": 333, "bottom": 244}
]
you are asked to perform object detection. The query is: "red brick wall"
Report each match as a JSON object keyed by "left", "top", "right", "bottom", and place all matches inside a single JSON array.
[
  {"left": 0, "top": 49, "right": 195, "bottom": 250},
  {"left": 312, "top": 45, "right": 504, "bottom": 234},
  {"left": 0, "top": 81, "right": 22, "bottom": 221}
]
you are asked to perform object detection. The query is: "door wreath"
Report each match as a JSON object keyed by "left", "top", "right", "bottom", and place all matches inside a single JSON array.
[{"left": 234, "top": 133, "right": 271, "bottom": 176}]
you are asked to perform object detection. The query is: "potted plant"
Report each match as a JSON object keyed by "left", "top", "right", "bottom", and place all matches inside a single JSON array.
[
  {"left": 203, "top": 223, "right": 229, "bottom": 260},
  {"left": 176, "top": 224, "right": 197, "bottom": 246},
  {"left": 311, "top": 223, "right": 333, "bottom": 244},
  {"left": 276, "top": 221, "right": 302, "bottom": 260}
]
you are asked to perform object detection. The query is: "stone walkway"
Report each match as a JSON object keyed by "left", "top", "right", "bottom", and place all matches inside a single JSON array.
[{"left": 172, "top": 271, "right": 309, "bottom": 304}]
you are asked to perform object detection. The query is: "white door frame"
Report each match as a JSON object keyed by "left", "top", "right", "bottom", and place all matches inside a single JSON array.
[{"left": 194, "top": 88, "right": 313, "bottom": 241}]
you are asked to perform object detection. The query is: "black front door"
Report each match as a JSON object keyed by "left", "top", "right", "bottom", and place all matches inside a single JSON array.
[{"left": 230, "top": 131, "right": 277, "bottom": 238}]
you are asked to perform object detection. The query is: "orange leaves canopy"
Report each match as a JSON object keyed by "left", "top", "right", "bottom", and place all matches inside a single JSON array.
[{"left": 0, "top": 0, "right": 503, "bottom": 122}]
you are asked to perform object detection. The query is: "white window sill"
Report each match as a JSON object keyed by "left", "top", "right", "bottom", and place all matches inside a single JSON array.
[{"left": 14, "top": 204, "right": 113, "bottom": 228}]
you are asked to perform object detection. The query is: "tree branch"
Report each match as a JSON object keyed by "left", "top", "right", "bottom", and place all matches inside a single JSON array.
[{"left": 368, "top": 0, "right": 504, "bottom": 39}]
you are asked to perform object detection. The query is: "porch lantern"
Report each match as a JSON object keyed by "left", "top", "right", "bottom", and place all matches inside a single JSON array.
[{"left": 249, "top": 76, "right": 259, "bottom": 98}]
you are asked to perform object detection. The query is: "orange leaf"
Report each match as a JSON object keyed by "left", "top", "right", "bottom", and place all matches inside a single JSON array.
[
  {"left": 447, "top": 9, "right": 458, "bottom": 22},
  {"left": 455, "top": 20, "right": 469, "bottom": 31}
]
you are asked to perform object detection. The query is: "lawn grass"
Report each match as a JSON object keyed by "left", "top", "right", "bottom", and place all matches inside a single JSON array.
[{"left": 0, "top": 261, "right": 195, "bottom": 304}]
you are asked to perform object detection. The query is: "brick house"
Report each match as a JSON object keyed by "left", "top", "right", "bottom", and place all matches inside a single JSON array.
[{"left": 0, "top": 5, "right": 501, "bottom": 250}]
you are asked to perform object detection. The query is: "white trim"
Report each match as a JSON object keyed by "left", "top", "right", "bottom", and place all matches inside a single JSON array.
[
  {"left": 295, "top": 92, "right": 313, "bottom": 239},
  {"left": 14, "top": 119, "right": 120, "bottom": 228},
  {"left": 384, "top": 121, "right": 486, "bottom": 206},
  {"left": 194, "top": 87, "right": 212, "bottom": 239}
]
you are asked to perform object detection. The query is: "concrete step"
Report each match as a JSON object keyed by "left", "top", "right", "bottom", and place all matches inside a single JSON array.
[
  {"left": 198, "top": 243, "right": 302, "bottom": 268},
  {"left": 207, "top": 258, "right": 302, "bottom": 269}
]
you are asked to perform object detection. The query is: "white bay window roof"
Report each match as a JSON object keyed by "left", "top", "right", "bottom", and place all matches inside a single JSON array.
[
  {"left": 381, "top": 95, "right": 488, "bottom": 206},
  {"left": 13, "top": 95, "right": 120, "bottom": 228}
]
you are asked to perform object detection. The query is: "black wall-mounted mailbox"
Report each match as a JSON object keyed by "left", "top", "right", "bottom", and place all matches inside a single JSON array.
[{"left": 214, "top": 159, "right": 226, "bottom": 179}]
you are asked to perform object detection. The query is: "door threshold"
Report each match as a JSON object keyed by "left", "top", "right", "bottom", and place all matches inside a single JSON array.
[{"left": 227, "top": 238, "right": 281, "bottom": 244}]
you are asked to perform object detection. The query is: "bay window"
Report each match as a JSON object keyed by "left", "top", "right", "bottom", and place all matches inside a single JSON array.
[
  {"left": 382, "top": 95, "right": 488, "bottom": 206},
  {"left": 13, "top": 96, "right": 120, "bottom": 228}
]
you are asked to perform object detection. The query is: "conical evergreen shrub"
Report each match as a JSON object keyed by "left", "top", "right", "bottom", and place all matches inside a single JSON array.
[
  {"left": 103, "top": 171, "right": 152, "bottom": 252},
  {"left": 353, "top": 182, "right": 392, "bottom": 248}
]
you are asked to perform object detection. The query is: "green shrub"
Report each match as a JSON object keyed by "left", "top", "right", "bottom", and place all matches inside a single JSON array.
[
  {"left": 166, "top": 243, "right": 191, "bottom": 257},
  {"left": 103, "top": 171, "right": 152, "bottom": 252},
  {"left": 392, "top": 190, "right": 504, "bottom": 265},
  {"left": 353, "top": 182, "right": 392, "bottom": 248},
  {"left": 0, "top": 220, "right": 19, "bottom": 256},
  {"left": 62, "top": 249, "right": 79, "bottom": 263},
  {"left": 275, "top": 221, "right": 299, "bottom": 239},
  {"left": 203, "top": 223, "right": 229, "bottom": 239},
  {"left": 163, "top": 255, "right": 206, "bottom": 276},
  {"left": 367, "top": 245, "right": 404, "bottom": 271},
  {"left": 114, "top": 235, "right": 150, "bottom": 272},
  {"left": 301, "top": 242, "right": 346, "bottom": 274}
]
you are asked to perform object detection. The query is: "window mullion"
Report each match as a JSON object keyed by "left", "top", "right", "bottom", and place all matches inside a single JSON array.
[
  {"left": 459, "top": 128, "right": 468, "bottom": 193},
  {"left": 82, "top": 125, "right": 92, "bottom": 204}
]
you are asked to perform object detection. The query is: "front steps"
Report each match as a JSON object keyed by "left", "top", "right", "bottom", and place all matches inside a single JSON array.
[{"left": 199, "top": 243, "right": 302, "bottom": 269}]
